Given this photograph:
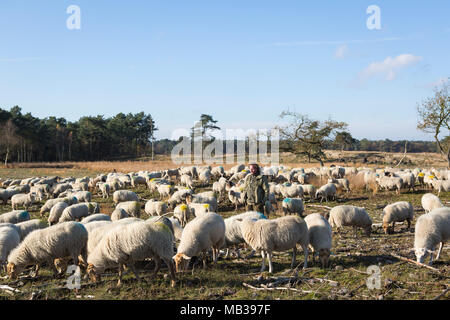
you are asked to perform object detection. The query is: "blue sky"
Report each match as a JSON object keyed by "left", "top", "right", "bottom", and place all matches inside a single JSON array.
[{"left": 0, "top": 1, "right": 449, "bottom": 140}]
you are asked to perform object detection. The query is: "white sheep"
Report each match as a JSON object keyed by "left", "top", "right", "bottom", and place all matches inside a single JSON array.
[
  {"left": 110, "top": 208, "right": 129, "bottom": 221},
  {"left": 328, "top": 178, "right": 350, "bottom": 193},
  {"left": 15, "top": 219, "right": 47, "bottom": 240},
  {"left": 239, "top": 215, "right": 309, "bottom": 273},
  {"left": 173, "top": 204, "right": 190, "bottom": 227},
  {"left": 48, "top": 202, "right": 69, "bottom": 225},
  {"left": 301, "top": 184, "right": 316, "bottom": 199},
  {"left": 223, "top": 211, "right": 267, "bottom": 259},
  {"left": 281, "top": 198, "right": 304, "bottom": 217},
  {"left": 40, "top": 197, "right": 77, "bottom": 216},
  {"left": 168, "top": 217, "right": 184, "bottom": 241},
  {"left": 59, "top": 202, "right": 99, "bottom": 223},
  {"left": 376, "top": 176, "right": 403, "bottom": 194},
  {"left": 173, "top": 212, "right": 225, "bottom": 272},
  {"left": 115, "top": 201, "right": 141, "bottom": 218},
  {"left": 421, "top": 193, "right": 444, "bottom": 213},
  {"left": 144, "top": 199, "right": 168, "bottom": 216},
  {"left": 228, "top": 189, "right": 246, "bottom": 211},
  {"left": 315, "top": 183, "right": 337, "bottom": 203},
  {"left": 7, "top": 221, "right": 88, "bottom": 279},
  {"left": 431, "top": 179, "right": 450, "bottom": 197},
  {"left": 188, "top": 203, "right": 212, "bottom": 218},
  {"left": 304, "top": 213, "right": 332, "bottom": 268},
  {"left": 0, "top": 210, "right": 30, "bottom": 224},
  {"left": 98, "top": 183, "right": 111, "bottom": 199},
  {"left": 328, "top": 205, "right": 372, "bottom": 237},
  {"left": 157, "top": 184, "right": 174, "bottom": 199},
  {"left": 180, "top": 174, "right": 194, "bottom": 189},
  {"left": 414, "top": 207, "right": 450, "bottom": 265},
  {"left": 87, "top": 220, "right": 176, "bottom": 287},
  {"left": 186, "top": 193, "right": 218, "bottom": 212},
  {"left": 113, "top": 190, "right": 139, "bottom": 204},
  {"left": 11, "top": 193, "right": 37, "bottom": 210},
  {"left": 279, "top": 183, "right": 303, "bottom": 198},
  {"left": 382, "top": 201, "right": 414, "bottom": 234},
  {"left": 0, "top": 226, "right": 20, "bottom": 271}
]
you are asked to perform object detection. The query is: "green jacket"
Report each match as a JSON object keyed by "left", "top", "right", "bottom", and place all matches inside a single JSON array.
[{"left": 243, "top": 173, "right": 269, "bottom": 205}]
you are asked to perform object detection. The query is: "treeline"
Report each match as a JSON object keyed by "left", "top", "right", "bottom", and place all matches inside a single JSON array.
[
  {"left": 0, "top": 106, "right": 157, "bottom": 162},
  {"left": 325, "top": 139, "right": 437, "bottom": 153}
]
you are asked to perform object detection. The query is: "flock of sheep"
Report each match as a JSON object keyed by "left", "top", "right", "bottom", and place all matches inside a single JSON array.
[{"left": 0, "top": 163, "right": 449, "bottom": 290}]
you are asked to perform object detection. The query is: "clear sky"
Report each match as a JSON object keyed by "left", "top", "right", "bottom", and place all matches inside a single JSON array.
[{"left": 0, "top": 1, "right": 449, "bottom": 140}]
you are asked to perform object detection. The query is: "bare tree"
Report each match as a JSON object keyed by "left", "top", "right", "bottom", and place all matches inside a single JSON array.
[
  {"left": 275, "top": 111, "right": 348, "bottom": 166},
  {"left": 417, "top": 81, "right": 450, "bottom": 168},
  {"left": 0, "top": 119, "right": 19, "bottom": 166}
]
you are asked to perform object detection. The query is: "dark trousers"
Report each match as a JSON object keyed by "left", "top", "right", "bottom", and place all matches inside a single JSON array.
[{"left": 246, "top": 202, "right": 265, "bottom": 214}]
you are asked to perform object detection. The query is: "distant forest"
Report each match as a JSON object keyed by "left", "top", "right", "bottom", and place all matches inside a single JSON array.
[{"left": 0, "top": 106, "right": 440, "bottom": 163}]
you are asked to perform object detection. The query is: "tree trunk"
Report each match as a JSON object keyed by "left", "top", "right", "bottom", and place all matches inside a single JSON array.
[{"left": 4, "top": 146, "right": 9, "bottom": 166}]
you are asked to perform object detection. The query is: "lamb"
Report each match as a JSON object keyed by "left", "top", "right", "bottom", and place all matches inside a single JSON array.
[
  {"left": 228, "top": 189, "right": 246, "bottom": 211},
  {"left": 238, "top": 215, "right": 309, "bottom": 273},
  {"left": 15, "top": 219, "right": 47, "bottom": 240},
  {"left": 173, "top": 204, "right": 190, "bottom": 227},
  {"left": 97, "top": 183, "right": 111, "bottom": 199},
  {"left": 144, "top": 199, "right": 168, "bottom": 216},
  {"left": 304, "top": 213, "right": 332, "bottom": 268},
  {"left": 223, "top": 211, "right": 267, "bottom": 259},
  {"left": 301, "top": 184, "right": 316, "bottom": 199},
  {"left": 282, "top": 198, "right": 304, "bottom": 217},
  {"left": 7, "top": 221, "right": 88, "bottom": 279},
  {"left": 110, "top": 208, "right": 129, "bottom": 221},
  {"left": 115, "top": 201, "right": 141, "bottom": 218},
  {"left": 382, "top": 201, "right": 414, "bottom": 234},
  {"left": 87, "top": 220, "right": 176, "bottom": 287},
  {"left": 173, "top": 213, "right": 225, "bottom": 272},
  {"left": 48, "top": 202, "right": 69, "bottom": 225},
  {"left": 0, "top": 210, "right": 30, "bottom": 224},
  {"left": 81, "top": 214, "right": 112, "bottom": 224},
  {"left": 157, "top": 184, "right": 174, "bottom": 199},
  {"left": 113, "top": 190, "right": 139, "bottom": 204},
  {"left": 180, "top": 174, "right": 194, "bottom": 189},
  {"left": 421, "top": 193, "right": 444, "bottom": 213},
  {"left": 0, "top": 226, "right": 20, "bottom": 271},
  {"left": 328, "top": 205, "right": 372, "bottom": 237},
  {"left": 212, "top": 177, "right": 228, "bottom": 200},
  {"left": 11, "top": 193, "right": 37, "bottom": 210},
  {"left": 58, "top": 202, "right": 100, "bottom": 223},
  {"left": 315, "top": 183, "right": 337, "bottom": 203},
  {"left": 414, "top": 207, "right": 450, "bottom": 265}
]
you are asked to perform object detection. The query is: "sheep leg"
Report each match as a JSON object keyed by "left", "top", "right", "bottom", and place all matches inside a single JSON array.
[
  {"left": 162, "top": 257, "right": 177, "bottom": 287},
  {"left": 153, "top": 257, "right": 161, "bottom": 276},
  {"left": 224, "top": 248, "right": 230, "bottom": 259},
  {"left": 302, "top": 244, "right": 309, "bottom": 269},
  {"left": 117, "top": 264, "right": 124, "bottom": 287},
  {"left": 353, "top": 226, "right": 358, "bottom": 238},
  {"left": 290, "top": 246, "right": 297, "bottom": 269},
  {"left": 260, "top": 251, "right": 266, "bottom": 272},
  {"left": 406, "top": 219, "right": 411, "bottom": 232},
  {"left": 267, "top": 252, "right": 274, "bottom": 273},
  {"left": 129, "top": 263, "right": 142, "bottom": 282},
  {"left": 435, "top": 242, "right": 443, "bottom": 261},
  {"left": 391, "top": 221, "right": 395, "bottom": 233},
  {"left": 32, "top": 264, "right": 40, "bottom": 278}
]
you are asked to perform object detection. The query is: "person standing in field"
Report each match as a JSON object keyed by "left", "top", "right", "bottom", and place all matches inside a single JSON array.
[{"left": 243, "top": 163, "right": 269, "bottom": 214}]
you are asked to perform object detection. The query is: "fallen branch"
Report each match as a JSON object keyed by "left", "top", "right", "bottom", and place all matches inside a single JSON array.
[
  {"left": 306, "top": 204, "right": 332, "bottom": 210},
  {"left": 432, "top": 287, "right": 449, "bottom": 300},
  {"left": 384, "top": 251, "right": 441, "bottom": 273},
  {"left": 243, "top": 282, "right": 313, "bottom": 294}
]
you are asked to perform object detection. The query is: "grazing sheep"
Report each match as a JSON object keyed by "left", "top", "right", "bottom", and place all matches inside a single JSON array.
[
  {"left": 87, "top": 220, "right": 176, "bottom": 287},
  {"left": 11, "top": 193, "right": 37, "bottom": 210},
  {"left": 282, "top": 198, "right": 304, "bottom": 217},
  {"left": 81, "top": 214, "right": 112, "bottom": 224},
  {"left": 131, "top": 176, "right": 147, "bottom": 188},
  {"left": 228, "top": 189, "right": 246, "bottom": 211},
  {"left": 328, "top": 205, "right": 372, "bottom": 237},
  {"left": 421, "top": 193, "right": 444, "bottom": 213},
  {"left": 0, "top": 227, "right": 20, "bottom": 271},
  {"left": 180, "top": 174, "right": 194, "bottom": 189},
  {"left": 110, "top": 208, "right": 129, "bottom": 221},
  {"left": 157, "top": 184, "right": 174, "bottom": 200},
  {"left": 40, "top": 197, "right": 78, "bottom": 216},
  {"left": 223, "top": 211, "right": 267, "bottom": 259},
  {"left": 301, "top": 184, "right": 317, "bottom": 199},
  {"left": 173, "top": 204, "right": 190, "bottom": 227},
  {"left": 382, "top": 201, "right": 414, "bottom": 234},
  {"left": 304, "top": 213, "right": 332, "bottom": 268},
  {"left": 113, "top": 190, "right": 139, "bottom": 204},
  {"left": 52, "top": 183, "right": 72, "bottom": 197},
  {"left": 328, "top": 178, "right": 350, "bottom": 193},
  {"left": 376, "top": 176, "right": 403, "bottom": 194},
  {"left": 167, "top": 189, "right": 193, "bottom": 208},
  {"left": 144, "top": 199, "right": 168, "bottom": 216},
  {"left": 15, "top": 219, "right": 47, "bottom": 240},
  {"left": 59, "top": 203, "right": 99, "bottom": 223},
  {"left": 186, "top": 193, "right": 218, "bottom": 212},
  {"left": 315, "top": 183, "right": 337, "bottom": 203},
  {"left": 431, "top": 179, "right": 450, "bottom": 197},
  {"left": 239, "top": 215, "right": 309, "bottom": 273},
  {"left": 7, "top": 222, "right": 88, "bottom": 279},
  {"left": 173, "top": 213, "right": 225, "bottom": 272},
  {"left": 98, "top": 183, "right": 111, "bottom": 199},
  {"left": 188, "top": 203, "right": 211, "bottom": 218},
  {"left": 168, "top": 218, "right": 184, "bottom": 241},
  {"left": 0, "top": 189, "right": 16, "bottom": 205},
  {"left": 414, "top": 207, "right": 450, "bottom": 265},
  {"left": 279, "top": 183, "right": 303, "bottom": 198},
  {"left": 48, "top": 202, "right": 70, "bottom": 225},
  {"left": 0, "top": 210, "right": 30, "bottom": 224},
  {"left": 115, "top": 201, "right": 141, "bottom": 218}
]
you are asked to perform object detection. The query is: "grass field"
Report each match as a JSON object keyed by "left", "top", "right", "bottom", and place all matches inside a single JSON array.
[{"left": 0, "top": 160, "right": 449, "bottom": 300}]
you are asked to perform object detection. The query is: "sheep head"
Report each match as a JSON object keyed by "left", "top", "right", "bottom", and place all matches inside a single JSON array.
[{"left": 172, "top": 253, "right": 191, "bottom": 273}]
